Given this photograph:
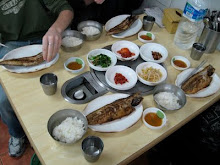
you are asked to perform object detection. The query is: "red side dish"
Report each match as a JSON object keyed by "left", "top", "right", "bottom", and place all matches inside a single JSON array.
[
  {"left": 114, "top": 73, "right": 128, "bottom": 85},
  {"left": 117, "top": 48, "right": 135, "bottom": 58}
]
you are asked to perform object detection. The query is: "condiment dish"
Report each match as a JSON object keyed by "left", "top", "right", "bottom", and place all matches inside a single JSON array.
[
  {"left": 153, "top": 83, "right": 186, "bottom": 111},
  {"left": 87, "top": 49, "right": 117, "bottom": 71},
  {"left": 47, "top": 109, "right": 88, "bottom": 144},
  {"left": 171, "top": 56, "right": 190, "bottom": 71},
  {"left": 64, "top": 57, "right": 85, "bottom": 74},
  {"left": 111, "top": 40, "right": 140, "bottom": 61},
  {"left": 140, "top": 43, "right": 168, "bottom": 63},
  {"left": 105, "top": 65, "right": 137, "bottom": 90},
  {"left": 77, "top": 20, "right": 103, "bottom": 41},
  {"left": 136, "top": 62, "right": 167, "bottom": 86},
  {"left": 142, "top": 107, "right": 166, "bottom": 130},
  {"left": 61, "top": 30, "right": 86, "bottom": 52},
  {"left": 138, "top": 31, "right": 155, "bottom": 43}
]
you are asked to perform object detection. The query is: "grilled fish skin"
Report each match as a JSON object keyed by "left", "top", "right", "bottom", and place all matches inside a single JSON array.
[
  {"left": 181, "top": 65, "right": 215, "bottom": 94},
  {"left": 86, "top": 93, "right": 143, "bottom": 125},
  {"left": 0, "top": 52, "right": 44, "bottom": 66},
  {"left": 107, "top": 15, "right": 138, "bottom": 35}
]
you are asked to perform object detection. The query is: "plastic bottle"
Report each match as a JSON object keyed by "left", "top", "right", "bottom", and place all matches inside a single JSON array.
[{"left": 174, "top": 0, "right": 208, "bottom": 50}]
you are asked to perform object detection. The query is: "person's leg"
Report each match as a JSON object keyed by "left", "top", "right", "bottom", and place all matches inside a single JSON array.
[{"left": 0, "top": 41, "right": 32, "bottom": 157}]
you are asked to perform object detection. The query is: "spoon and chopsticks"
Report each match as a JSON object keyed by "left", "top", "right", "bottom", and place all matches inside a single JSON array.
[{"left": 179, "top": 60, "right": 207, "bottom": 87}]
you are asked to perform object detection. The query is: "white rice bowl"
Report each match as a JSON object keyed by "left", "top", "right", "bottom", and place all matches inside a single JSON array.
[{"left": 52, "top": 117, "right": 85, "bottom": 143}]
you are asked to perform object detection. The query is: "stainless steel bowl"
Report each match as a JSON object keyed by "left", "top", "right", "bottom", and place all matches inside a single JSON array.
[
  {"left": 153, "top": 83, "right": 186, "bottom": 111},
  {"left": 47, "top": 109, "right": 88, "bottom": 144},
  {"left": 61, "top": 30, "right": 86, "bottom": 52},
  {"left": 77, "top": 20, "right": 103, "bottom": 41}
]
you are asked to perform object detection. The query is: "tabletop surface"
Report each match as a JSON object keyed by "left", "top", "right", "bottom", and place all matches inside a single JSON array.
[{"left": 0, "top": 15, "right": 220, "bottom": 165}]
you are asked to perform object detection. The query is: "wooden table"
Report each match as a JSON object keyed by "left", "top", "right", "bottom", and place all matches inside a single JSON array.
[{"left": 1, "top": 15, "right": 220, "bottom": 165}]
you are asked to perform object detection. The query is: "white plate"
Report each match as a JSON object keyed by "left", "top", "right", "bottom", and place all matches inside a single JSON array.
[
  {"left": 175, "top": 68, "right": 220, "bottom": 97},
  {"left": 1, "top": 45, "right": 59, "bottom": 73},
  {"left": 140, "top": 43, "right": 168, "bottom": 63},
  {"left": 83, "top": 93, "right": 143, "bottom": 132},
  {"left": 105, "top": 14, "right": 143, "bottom": 39}
]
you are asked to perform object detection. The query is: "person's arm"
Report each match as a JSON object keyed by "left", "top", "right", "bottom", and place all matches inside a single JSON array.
[{"left": 42, "top": 10, "right": 73, "bottom": 62}]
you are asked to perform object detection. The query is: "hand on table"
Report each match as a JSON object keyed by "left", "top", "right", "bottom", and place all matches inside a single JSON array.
[{"left": 42, "top": 27, "right": 62, "bottom": 62}]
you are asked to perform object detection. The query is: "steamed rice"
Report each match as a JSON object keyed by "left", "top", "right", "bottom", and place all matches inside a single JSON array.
[
  {"left": 62, "top": 36, "right": 83, "bottom": 47},
  {"left": 154, "top": 92, "right": 181, "bottom": 110},
  {"left": 52, "top": 117, "right": 85, "bottom": 143},
  {"left": 81, "top": 26, "right": 100, "bottom": 36}
]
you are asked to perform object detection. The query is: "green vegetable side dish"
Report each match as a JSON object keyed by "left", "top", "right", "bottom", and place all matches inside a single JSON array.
[
  {"left": 156, "top": 110, "right": 164, "bottom": 119},
  {"left": 89, "top": 54, "right": 111, "bottom": 68},
  {"left": 76, "top": 59, "right": 83, "bottom": 65}
]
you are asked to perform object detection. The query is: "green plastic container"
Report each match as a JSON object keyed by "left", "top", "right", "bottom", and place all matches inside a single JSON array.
[{"left": 30, "top": 154, "right": 41, "bottom": 165}]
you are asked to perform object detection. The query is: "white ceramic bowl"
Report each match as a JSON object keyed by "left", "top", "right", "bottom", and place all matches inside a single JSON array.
[
  {"left": 171, "top": 56, "right": 191, "bottom": 71},
  {"left": 140, "top": 43, "right": 168, "bottom": 63},
  {"left": 142, "top": 107, "right": 166, "bottom": 130},
  {"left": 105, "top": 65, "right": 137, "bottom": 90},
  {"left": 111, "top": 40, "right": 140, "bottom": 61},
  {"left": 87, "top": 49, "right": 117, "bottom": 71},
  {"left": 138, "top": 31, "right": 155, "bottom": 43},
  {"left": 136, "top": 62, "right": 167, "bottom": 86},
  {"left": 64, "top": 57, "right": 85, "bottom": 74}
]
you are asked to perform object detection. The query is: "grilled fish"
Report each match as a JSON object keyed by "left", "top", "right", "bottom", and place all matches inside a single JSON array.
[
  {"left": 181, "top": 65, "right": 215, "bottom": 94},
  {"left": 107, "top": 15, "right": 138, "bottom": 35},
  {"left": 0, "top": 52, "right": 44, "bottom": 66},
  {"left": 86, "top": 93, "right": 143, "bottom": 125}
]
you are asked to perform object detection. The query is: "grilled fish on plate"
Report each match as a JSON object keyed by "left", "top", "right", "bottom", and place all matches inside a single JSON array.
[
  {"left": 0, "top": 52, "right": 44, "bottom": 66},
  {"left": 83, "top": 93, "right": 144, "bottom": 132},
  {"left": 106, "top": 15, "right": 138, "bottom": 35},
  {"left": 181, "top": 65, "right": 215, "bottom": 94}
]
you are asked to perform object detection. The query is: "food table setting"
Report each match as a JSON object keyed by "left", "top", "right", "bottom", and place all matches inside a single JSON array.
[{"left": 0, "top": 14, "right": 220, "bottom": 165}]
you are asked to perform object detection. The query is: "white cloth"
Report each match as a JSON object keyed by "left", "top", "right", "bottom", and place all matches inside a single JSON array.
[{"left": 144, "top": 7, "right": 165, "bottom": 28}]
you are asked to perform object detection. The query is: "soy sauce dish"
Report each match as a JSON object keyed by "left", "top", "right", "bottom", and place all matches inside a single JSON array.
[
  {"left": 64, "top": 57, "right": 85, "bottom": 74},
  {"left": 171, "top": 56, "right": 190, "bottom": 71},
  {"left": 142, "top": 107, "right": 166, "bottom": 130}
]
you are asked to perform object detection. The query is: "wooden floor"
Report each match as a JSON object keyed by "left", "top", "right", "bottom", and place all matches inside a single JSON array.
[{"left": 0, "top": 119, "right": 35, "bottom": 165}]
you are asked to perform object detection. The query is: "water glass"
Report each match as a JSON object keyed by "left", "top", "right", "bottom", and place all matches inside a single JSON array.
[
  {"left": 82, "top": 136, "right": 104, "bottom": 162},
  {"left": 190, "top": 43, "right": 206, "bottom": 61},
  {"left": 40, "top": 73, "right": 58, "bottom": 95},
  {"left": 143, "top": 15, "right": 155, "bottom": 31}
]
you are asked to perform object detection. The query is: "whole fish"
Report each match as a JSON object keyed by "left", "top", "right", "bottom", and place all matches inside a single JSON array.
[
  {"left": 107, "top": 15, "right": 138, "bottom": 35},
  {"left": 0, "top": 52, "right": 44, "bottom": 66},
  {"left": 86, "top": 93, "right": 143, "bottom": 125},
  {"left": 181, "top": 65, "right": 215, "bottom": 94}
]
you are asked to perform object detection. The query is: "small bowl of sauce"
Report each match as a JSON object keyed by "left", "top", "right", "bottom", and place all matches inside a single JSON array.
[
  {"left": 171, "top": 56, "right": 190, "bottom": 71},
  {"left": 138, "top": 31, "right": 155, "bottom": 43},
  {"left": 64, "top": 57, "right": 85, "bottom": 73},
  {"left": 142, "top": 107, "right": 166, "bottom": 129}
]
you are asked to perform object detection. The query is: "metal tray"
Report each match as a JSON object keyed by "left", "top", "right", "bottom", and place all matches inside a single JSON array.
[
  {"left": 90, "top": 45, "right": 166, "bottom": 95},
  {"left": 61, "top": 72, "right": 108, "bottom": 104}
]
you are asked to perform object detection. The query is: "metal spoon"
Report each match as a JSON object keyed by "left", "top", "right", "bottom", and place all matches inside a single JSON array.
[{"left": 0, "top": 43, "right": 9, "bottom": 48}]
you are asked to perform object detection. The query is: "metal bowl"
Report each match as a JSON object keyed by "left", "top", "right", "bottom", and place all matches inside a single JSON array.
[
  {"left": 47, "top": 109, "right": 88, "bottom": 144},
  {"left": 77, "top": 20, "right": 103, "bottom": 41},
  {"left": 153, "top": 83, "right": 186, "bottom": 111},
  {"left": 61, "top": 30, "right": 86, "bottom": 52}
]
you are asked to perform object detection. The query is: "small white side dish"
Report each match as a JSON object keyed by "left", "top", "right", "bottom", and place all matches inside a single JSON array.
[
  {"left": 136, "top": 62, "right": 167, "bottom": 86},
  {"left": 64, "top": 57, "right": 85, "bottom": 74},
  {"left": 105, "top": 65, "right": 137, "bottom": 90},
  {"left": 140, "top": 43, "right": 168, "bottom": 63},
  {"left": 87, "top": 49, "right": 117, "bottom": 71},
  {"left": 171, "top": 56, "right": 190, "bottom": 71},
  {"left": 138, "top": 31, "right": 155, "bottom": 43},
  {"left": 142, "top": 107, "right": 166, "bottom": 130},
  {"left": 111, "top": 40, "right": 140, "bottom": 61}
]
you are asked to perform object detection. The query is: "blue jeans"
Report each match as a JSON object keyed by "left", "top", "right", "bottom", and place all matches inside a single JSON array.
[{"left": 0, "top": 40, "right": 42, "bottom": 138}]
